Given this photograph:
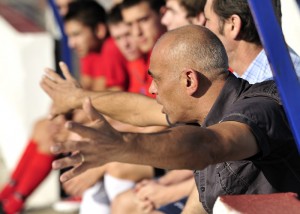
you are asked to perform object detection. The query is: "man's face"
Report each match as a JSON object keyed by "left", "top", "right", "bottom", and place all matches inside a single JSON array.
[
  {"left": 55, "top": 0, "right": 74, "bottom": 16},
  {"left": 148, "top": 48, "right": 186, "bottom": 123},
  {"left": 121, "top": 1, "right": 165, "bottom": 53},
  {"left": 65, "top": 20, "right": 100, "bottom": 57},
  {"left": 161, "top": 0, "right": 190, "bottom": 31},
  {"left": 204, "top": 0, "right": 229, "bottom": 51},
  {"left": 109, "top": 22, "right": 141, "bottom": 61}
]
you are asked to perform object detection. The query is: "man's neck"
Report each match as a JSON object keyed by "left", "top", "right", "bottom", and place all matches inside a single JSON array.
[
  {"left": 228, "top": 42, "right": 263, "bottom": 77},
  {"left": 196, "top": 78, "right": 227, "bottom": 124}
]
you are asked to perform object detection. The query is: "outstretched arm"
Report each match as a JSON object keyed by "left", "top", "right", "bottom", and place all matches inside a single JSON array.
[
  {"left": 40, "top": 62, "right": 167, "bottom": 127},
  {"left": 50, "top": 98, "right": 258, "bottom": 182}
]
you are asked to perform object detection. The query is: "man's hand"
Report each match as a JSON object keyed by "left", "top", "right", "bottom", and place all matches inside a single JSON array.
[
  {"left": 136, "top": 180, "right": 170, "bottom": 209},
  {"left": 62, "top": 166, "right": 105, "bottom": 196},
  {"left": 50, "top": 98, "right": 123, "bottom": 182},
  {"left": 40, "top": 62, "right": 82, "bottom": 119}
]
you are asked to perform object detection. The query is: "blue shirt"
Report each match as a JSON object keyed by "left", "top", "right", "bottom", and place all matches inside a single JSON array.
[{"left": 234, "top": 48, "right": 300, "bottom": 84}]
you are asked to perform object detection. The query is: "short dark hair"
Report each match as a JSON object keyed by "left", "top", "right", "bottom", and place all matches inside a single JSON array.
[
  {"left": 178, "top": 0, "right": 206, "bottom": 18},
  {"left": 64, "top": 1, "right": 107, "bottom": 32},
  {"left": 211, "top": 0, "right": 281, "bottom": 45},
  {"left": 120, "top": 0, "right": 165, "bottom": 14},
  {"left": 107, "top": 3, "right": 123, "bottom": 25}
]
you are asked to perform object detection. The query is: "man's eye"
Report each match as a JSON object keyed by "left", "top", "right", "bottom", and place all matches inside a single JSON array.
[{"left": 140, "top": 17, "right": 148, "bottom": 22}]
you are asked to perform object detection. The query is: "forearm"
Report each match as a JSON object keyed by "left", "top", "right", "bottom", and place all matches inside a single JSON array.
[
  {"left": 69, "top": 89, "right": 164, "bottom": 127},
  {"left": 67, "top": 88, "right": 110, "bottom": 111},
  {"left": 90, "top": 92, "right": 167, "bottom": 127},
  {"left": 118, "top": 121, "right": 258, "bottom": 170},
  {"left": 158, "top": 170, "right": 194, "bottom": 185},
  {"left": 163, "top": 178, "right": 195, "bottom": 203},
  {"left": 119, "top": 125, "right": 216, "bottom": 170}
]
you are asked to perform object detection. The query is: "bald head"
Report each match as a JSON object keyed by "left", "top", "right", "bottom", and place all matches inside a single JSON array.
[{"left": 152, "top": 25, "right": 228, "bottom": 79}]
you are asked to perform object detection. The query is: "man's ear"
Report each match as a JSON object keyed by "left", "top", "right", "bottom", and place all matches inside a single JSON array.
[
  {"left": 191, "top": 12, "right": 206, "bottom": 26},
  {"left": 182, "top": 69, "right": 199, "bottom": 96},
  {"left": 95, "top": 23, "right": 107, "bottom": 40},
  {"left": 227, "top": 14, "right": 242, "bottom": 40}
]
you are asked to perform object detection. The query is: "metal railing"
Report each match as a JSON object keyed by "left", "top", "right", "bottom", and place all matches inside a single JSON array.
[
  {"left": 48, "top": 0, "right": 72, "bottom": 73},
  {"left": 248, "top": 0, "right": 300, "bottom": 153}
]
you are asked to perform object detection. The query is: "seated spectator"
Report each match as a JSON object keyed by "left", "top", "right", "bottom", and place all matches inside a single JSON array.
[{"left": 64, "top": 0, "right": 129, "bottom": 91}]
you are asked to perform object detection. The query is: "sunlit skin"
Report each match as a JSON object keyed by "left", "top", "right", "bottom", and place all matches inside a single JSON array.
[
  {"left": 64, "top": 20, "right": 101, "bottom": 57},
  {"left": 148, "top": 51, "right": 194, "bottom": 124},
  {"left": 161, "top": 0, "right": 190, "bottom": 30},
  {"left": 109, "top": 22, "right": 141, "bottom": 61},
  {"left": 121, "top": 1, "right": 166, "bottom": 53}
]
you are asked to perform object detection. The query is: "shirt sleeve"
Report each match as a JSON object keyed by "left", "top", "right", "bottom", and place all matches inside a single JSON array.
[{"left": 220, "top": 97, "right": 292, "bottom": 159}]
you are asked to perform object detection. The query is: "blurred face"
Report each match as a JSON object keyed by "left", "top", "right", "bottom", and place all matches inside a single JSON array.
[
  {"left": 161, "top": 0, "right": 190, "bottom": 30},
  {"left": 121, "top": 1, "right": 165, "bottom": 53},
  {"left": 109, "top": 22, "right": 141, "bottom": 61},
  {"left": 65, "top": 20, "right": 100, "bottom": 57},
  {"left": 55, "top": 0, "right": 74, "bottom": 16}
]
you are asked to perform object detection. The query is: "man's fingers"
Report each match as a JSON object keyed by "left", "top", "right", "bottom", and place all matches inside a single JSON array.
[
  {"left": 44, "top": 68, "right": 65, "bottom": 84},
  {"left": 136, "top": 179, "right": 151, "bottom": 190},
  {"left": 83, "top": 98, "right": 105, "bottom": 122},
  {"left": 40, "top": 77, "right": 54, "bottom": 96},
  {"left": 59, "top": 164, "right": 88, "bottom": 183},
  {"left": 52, "top": 152, "right": 83, "bottom": 169},
  {"left": 50, "top": 139, "right": 87, "bottom": 155},
  {"left": 59, "top": 61, "right": 74, "bottom": 80},
  {"left": 48, "top": 114, "right": 56, "bottom": 120},
  {"left": 140, "top": 200, "right": 154, "bottom": 213},
  {"left": 48, "top": 110, "right": 59, "bottom": 121},
  {"left": 65, "top": 121, "right": 99, "bottom": 139},
  {"left": 42, "top": 74, "right": 60, "bottom": 89}
]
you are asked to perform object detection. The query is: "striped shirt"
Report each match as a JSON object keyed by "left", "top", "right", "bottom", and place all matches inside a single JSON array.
[{"left": 234, "top": 48, "right": 300, "bottom": 84}]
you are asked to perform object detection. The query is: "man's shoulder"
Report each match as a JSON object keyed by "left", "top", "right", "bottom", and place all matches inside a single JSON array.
[{"left": 234, "top": 76, "right": 280, "bottom": 104}]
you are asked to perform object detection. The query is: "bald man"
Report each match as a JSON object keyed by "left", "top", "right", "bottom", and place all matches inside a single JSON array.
[{"left": 41, "top": 25, "right": 300, "bottom": 213}]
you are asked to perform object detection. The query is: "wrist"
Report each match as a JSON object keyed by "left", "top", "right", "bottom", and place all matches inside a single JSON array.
[{"left": 71, "top": 88, "right": 86, "bottom": 109}]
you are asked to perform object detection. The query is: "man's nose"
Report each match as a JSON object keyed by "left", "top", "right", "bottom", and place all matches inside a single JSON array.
[
  {"left": 131, "top": 22, "right": 142, "bottom": 37},
  {"left": 148, "top": 80, "right": 157, "bottom": 95}
]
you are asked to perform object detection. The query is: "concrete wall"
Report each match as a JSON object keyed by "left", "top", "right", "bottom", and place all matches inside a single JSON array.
[
  {"left": 0, "top": 16, "right": 59, "bottom": 208},
  {"left": 282, "top": 0, "right": 300, "bottom": 55}
]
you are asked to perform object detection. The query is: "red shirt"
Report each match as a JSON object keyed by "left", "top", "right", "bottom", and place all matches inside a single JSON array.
[
  {"left": 80, "top": 37, "right": 129, "bottom": 90},
  {"left": 127, "top": 52, "right": 154, "bottom": 98}
]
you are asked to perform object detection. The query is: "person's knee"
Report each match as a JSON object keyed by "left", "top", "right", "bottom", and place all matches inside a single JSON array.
[
  {"left": 111, "top": 189, "right": 136, "bottom": 214},
  {"left": 31, "top": 118, "right": 52, "bottom": 153}
]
